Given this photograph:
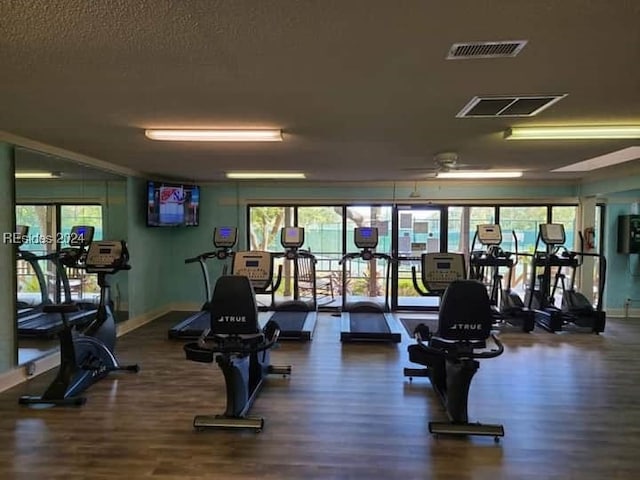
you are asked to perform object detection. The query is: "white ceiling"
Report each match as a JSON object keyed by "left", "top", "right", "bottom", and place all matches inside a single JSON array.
[{"left": 1, "top": 0, "right": 639, "bottom": 183}]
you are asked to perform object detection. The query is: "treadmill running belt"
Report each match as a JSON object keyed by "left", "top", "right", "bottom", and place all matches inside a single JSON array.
[
  {"left": 270, "top": 311, "right": 307, "bottom": 332},
  {"left": 349, "top": 312, "right": 390, "bottom": 333},
  {"left": 399, "top": 317, "right": 439, "bottom": 338},
  {"left": 168, "top": 312, "right": 211, "bottom": 340}
]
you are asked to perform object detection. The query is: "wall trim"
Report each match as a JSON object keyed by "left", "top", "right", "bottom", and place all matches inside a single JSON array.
[
  {"left": 607, "top": 308, "right": 640, "bottom": 319},
  {"left": 0, "top": 304, "right": 172, "bottom": 393},
  {"left": 0, "top": 130, "right": 142, "bottom": 178},
  {"left": 116, "top": 305, "right": 172, "bottom": 336}
]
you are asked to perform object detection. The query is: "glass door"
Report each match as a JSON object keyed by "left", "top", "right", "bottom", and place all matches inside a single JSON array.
[{"left": 393, "top": 205, "right": 445, "bottom": 310}]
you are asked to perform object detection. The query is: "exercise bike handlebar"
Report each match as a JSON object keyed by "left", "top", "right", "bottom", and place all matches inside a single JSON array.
[
  {"left": 195, "top": 324, "right": 282, "bottom": 355},
  {"left": 414, "top": 330, "right": 504, "bottom": 360}
]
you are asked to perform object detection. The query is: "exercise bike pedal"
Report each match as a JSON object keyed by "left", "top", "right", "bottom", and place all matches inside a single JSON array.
[{"left": 122, "top": 364, "right": 140, "bottom": 373}]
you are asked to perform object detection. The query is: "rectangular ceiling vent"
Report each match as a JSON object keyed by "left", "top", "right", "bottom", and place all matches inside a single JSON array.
[
  {"left": 456, "top": 94, "right": 567, "bottom": 118},
  {"left": 447, "top": 40, "right": 528, "bottom": 59}
]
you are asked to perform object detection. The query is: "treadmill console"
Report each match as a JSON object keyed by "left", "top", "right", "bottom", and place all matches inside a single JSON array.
[
  {"left": 69, "top": 225, "right": 95, "bottom": 247},
  {"left": 477, "top": 224, "right": 502, "bottom": 245},
  {"left": 354, "top": 227, "right": 379, "bottom": 249},
  {"left": 421, "top": 253, "right": 466, "bottom": 292},
  {"left": 281, "top": 227, "right": 304, "bottom": 248},
  {"left": 232, "top": 251, "right": 274, "bottom": 291},
  {"left": 540, "top": 223, "right": 566, "bottom": 246},
  {"left": 213, "top": 227, "right": 238, "bottom": 249},
  {"left": 85, "top": 240, "right": 130, "bottom": 273}
]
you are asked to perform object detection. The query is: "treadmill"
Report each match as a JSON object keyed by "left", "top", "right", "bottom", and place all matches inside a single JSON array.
[
  {"left": 15, "top": 225, "right": 49, "bottom": 318},
  {"left": 267, "top": 227, "right": 318, "bottom": 341},
  {"left": 339, "top": 227, "right": 402, "bottom": 343},
  {"left": 168, "top": 226, "right": 237, "bottom": 340},
  {"left": 17, "top": 226, "right": 98, "bottom": 338}
]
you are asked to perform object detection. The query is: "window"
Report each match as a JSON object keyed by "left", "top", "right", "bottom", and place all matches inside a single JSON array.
[{"left": 16, "top": 204, "right": 103, "bottom": 304}]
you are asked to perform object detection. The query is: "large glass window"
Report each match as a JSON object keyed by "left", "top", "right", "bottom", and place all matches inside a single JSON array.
[
  {"left": 396, "top": 206, "right": 443, "bottom": 309},
  {"left": 448, "top": 206, "right": 496, "bottom": 255},
  {"left": 15, "top": 205, "right": 57, "bottom": 305},
  {"left": 498, "top": 206, "right": 548, "bottom": 297},
  {"left": 16, "top": 204, "right": 104, "bottom": 305},
  {"left": 297, "top": 206, "right": 343, "bottom": 306},
  {"left": 344, "top": 206, "right": 392, "bottom": 302}
]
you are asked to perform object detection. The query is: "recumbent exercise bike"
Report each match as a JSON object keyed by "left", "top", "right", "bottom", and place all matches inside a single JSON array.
[
  {"left": 184, "top": 272, "right": 291, "bottom": 432},
  {"left": 405, "top": 253, "right": 505, "bottom": 440}
]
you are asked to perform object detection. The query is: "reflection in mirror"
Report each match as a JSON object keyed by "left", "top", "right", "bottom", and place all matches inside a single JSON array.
[{"left": 14, "top": 147, "right": 128, "bottom": 367}]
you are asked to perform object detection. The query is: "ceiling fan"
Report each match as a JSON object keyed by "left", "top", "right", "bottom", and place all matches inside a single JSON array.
[{"left": 402, "top": 152, "right": 488, "bottom": 175}]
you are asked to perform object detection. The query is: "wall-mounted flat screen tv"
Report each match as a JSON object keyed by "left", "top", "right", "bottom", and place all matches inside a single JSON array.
[{"left": 146, "top": 181, "right": 200, "bottom": 227}]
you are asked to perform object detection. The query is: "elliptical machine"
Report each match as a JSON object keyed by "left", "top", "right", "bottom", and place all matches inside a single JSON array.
[
  {"left": 19, "top": 240, "right": 139, "bottom": 407},
  {"left": 468, "top": 224, "right": 535, "bottom": 332},
  {"left": 525, "top": 224, "right": 605, "bottom": 333},
  {"left": 405, "top": 252, "right": 505, "bottom": 441},
  {"left": 184, "top": 250, "right": 291, "bottom": 432}
]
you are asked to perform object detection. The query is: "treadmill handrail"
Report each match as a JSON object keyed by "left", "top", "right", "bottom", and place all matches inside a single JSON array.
[{"left": 185, "top": 251, "right": 219, "bottom": 264}]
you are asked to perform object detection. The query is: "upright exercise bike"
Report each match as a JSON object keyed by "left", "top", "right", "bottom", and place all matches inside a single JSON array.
[
  {"left": 405, "top": 252, "right": 505, "bottom": 440},
  {"left": 19, "top": 240, "right": 139, "bottom": 407}
]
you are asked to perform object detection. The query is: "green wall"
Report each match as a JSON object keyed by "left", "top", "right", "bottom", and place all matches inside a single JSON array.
[
  {"left": 126, "top": 177, "right": 175, "bottom": 317},
  {"left": 0, "top": 144, "right": 17, "bottom": 373}
]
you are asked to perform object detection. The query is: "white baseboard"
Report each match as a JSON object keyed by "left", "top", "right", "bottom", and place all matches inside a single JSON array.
[
  {"left": 1, "top": 304, "right": 173, "bottom": 393},
  {"left": 606, "top": 307, "right": 640, "bottom": 318},
  {"left": 116, "top": 305, "right": 172, "bottom": 336},
  {"left": 0, "top": 351, "right": 61, "bottom": 393},
  {"left": 170, "top": 302, "right": 201, "bottom": 311}
]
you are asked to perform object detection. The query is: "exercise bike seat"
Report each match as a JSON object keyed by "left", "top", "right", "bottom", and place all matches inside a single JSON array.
[{"left": 436, "top": 279, "right": 493, "bottom": 342}]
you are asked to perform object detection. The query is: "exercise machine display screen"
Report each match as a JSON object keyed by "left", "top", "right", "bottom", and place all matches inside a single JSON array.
[
  {"left": 213, "top": 227, "right": 237, "bottom": 248},
  {"left": 477, "top": 224, "right": 502, "bottom": 245},
  {"left": 85, "top": 240, "right": 129, "bottom": 272},
  {"left": 354, "top": 227, "right": 379, "bottom": 249},
  {"left": 422, "top": 253, "right": 466, "bottom": 292},
  {"left": 69, "top": 225, "right": 95, "bottom": 247},
  {"left": 540, "top": 224, "right": 566, "bottom": 245},
  {"left": 281, "top": 227, "right": 304, "bottom": 248},
  {"left": 232, "top": 251, "right": 274, "bottom": 290}
]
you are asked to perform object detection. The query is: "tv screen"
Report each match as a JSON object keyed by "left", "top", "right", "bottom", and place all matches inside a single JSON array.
[{"left": 146, "top": 181, "right": 200, "bottom": 227}]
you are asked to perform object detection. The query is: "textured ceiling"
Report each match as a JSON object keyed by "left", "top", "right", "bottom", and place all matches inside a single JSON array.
[{"left": 1, "top": 0, "right": 640, "bottom": 183}]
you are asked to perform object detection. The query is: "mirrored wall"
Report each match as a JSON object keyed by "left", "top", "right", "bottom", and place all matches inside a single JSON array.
[{"left": 14, "top": 147, "right": 128, "bottom": 366}]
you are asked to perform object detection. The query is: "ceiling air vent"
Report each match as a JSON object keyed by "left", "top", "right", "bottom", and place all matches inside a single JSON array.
[
  {"left": 456, "top": 94, "right": 567, "bottom": 118},
  {"left": 447, "top": 40, "right": 528, "bottom": 59}
]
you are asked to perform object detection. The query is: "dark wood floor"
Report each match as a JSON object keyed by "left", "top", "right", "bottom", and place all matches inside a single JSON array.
[{"left": 1, "top": 312, "right": 639, "bottom": 479}]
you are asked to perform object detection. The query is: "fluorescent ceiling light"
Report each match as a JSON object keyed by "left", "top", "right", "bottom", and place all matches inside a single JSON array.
[
  {"left": 437, "top": 171, "right": 523, "bottom": 179},
  {"left": 505, "top": 126, "right": 640, "bottom": 140},
  {"left": 552, "top": 146, "right": 640, "bottom": 172},
  {"left": 145, "top": 129, "right": 283, "bottom": 142},
  {"left": 226, "top": 172, "right": 306, "bottom": 179},
  {"left": 15, "top": 171, "right": 60, "bottom": 179}
]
